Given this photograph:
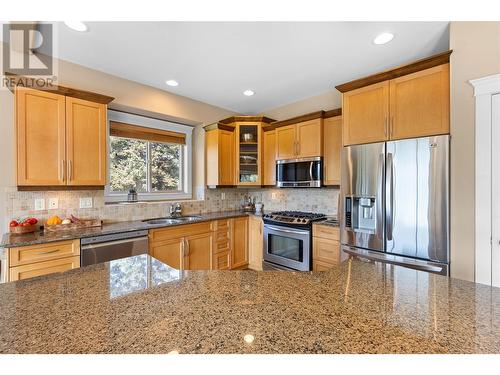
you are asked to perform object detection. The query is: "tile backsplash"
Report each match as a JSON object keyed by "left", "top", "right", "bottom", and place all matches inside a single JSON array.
[
  {"left": 3, "top": 187, "right": 249, "bottom": 226},
  {"left": 249, "top": 187, "right": 340, "bottom": 217},
  {"left": 2, "top": 186, "right": 340, "bottom": 230}
]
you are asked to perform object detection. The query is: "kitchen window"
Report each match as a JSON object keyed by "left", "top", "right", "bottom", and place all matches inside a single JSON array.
[{"left": 105, "top": 110, "right": 193, "bottom": 202}]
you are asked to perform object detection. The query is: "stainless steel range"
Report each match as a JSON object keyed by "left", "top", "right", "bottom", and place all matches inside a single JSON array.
[{"left": 262, "top": 211, "right": 326, "bottom": 271}]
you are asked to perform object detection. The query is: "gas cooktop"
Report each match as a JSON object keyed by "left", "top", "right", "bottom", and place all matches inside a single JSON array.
[{"left": 262, "top": 211, "right": 327, "bottom": 226}]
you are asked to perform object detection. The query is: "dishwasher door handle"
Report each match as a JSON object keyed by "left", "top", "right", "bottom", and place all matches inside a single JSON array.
[{"left": 81, "top": 237, "right": 148, "bottom": 249}]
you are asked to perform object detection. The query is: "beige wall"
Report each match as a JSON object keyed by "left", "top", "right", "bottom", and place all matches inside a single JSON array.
[
  {"left": 0, "top": 55, "right": 237, "bottom": 231},
  {"left": 449, "top": 22, "right": 500, "bottom": 281},
  {"left": 261, "top": 90, "right": 341, "bottom": 120}
]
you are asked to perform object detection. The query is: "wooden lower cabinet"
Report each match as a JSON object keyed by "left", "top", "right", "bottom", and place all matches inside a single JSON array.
[
  {"left": 184, "top": 232, "right": 213, "bottom": 270},
  {"left": 248, "top": 216, "right": 263, "bottom": 270},
  {"left": 231, "top": 217, "right": 249, "bottom": 269},
  {"left": 149, "top": 218, "right": 249, "bottom": 271},
  {"left": 312, "top": 224, "right": 344, "bottom": 271},
  {"left": 150, "top": 237, "right": 183, "bottom": 269},
  {"left": 9, "top": 256, "right": 80, "bottom": 281},
  {"left": 213, "top": 251, "right": 231, "bottom": 270},
  {"left": 7, "top": 240, "right": 81, "bottom": 282}
]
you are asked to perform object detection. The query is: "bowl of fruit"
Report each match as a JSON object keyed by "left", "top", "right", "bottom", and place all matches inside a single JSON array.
[{"left": 9, "top": 217, "right": 38, "bottom": 234}]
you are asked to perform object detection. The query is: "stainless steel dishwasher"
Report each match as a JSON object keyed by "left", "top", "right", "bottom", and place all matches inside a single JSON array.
[{"left": 80, "top": 230, "right": 149, "bottom": 266}]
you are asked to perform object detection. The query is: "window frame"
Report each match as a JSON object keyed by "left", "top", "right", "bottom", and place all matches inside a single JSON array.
[{"left": 105, "top": 110, "right": 193, "bottom": 203}]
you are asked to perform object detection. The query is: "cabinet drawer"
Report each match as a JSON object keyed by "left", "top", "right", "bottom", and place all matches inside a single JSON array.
[
  {"left": 212, "top": 250, "right": 230, "bottom": 270},
  {"left": 313, "top": 237, "right": 340, "bottom": 264},
  {"left": 214, "top": 219, "right": 231, "bottom": 231},
  {"left": 313, "top": 224, "right": 340, "bottom": 240},
  {"left": 9, "top": 240, "right": 80, "bottom": 267},
  {"left": 214, "top": 238, "right": 231, "bottom": 254},
  {"left": 150, "top": 222, "right": 213, "bottom": 242},
  {"left": 215, "top": 228, "right": 230, "bottom": 242},
  {"left": 9, "top": 256, "right": 80, "bottom": 281},
  {"left": 313, "top": 259, "right": 335, "bottom": 272}
]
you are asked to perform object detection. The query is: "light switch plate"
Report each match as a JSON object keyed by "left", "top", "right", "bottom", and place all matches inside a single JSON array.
[
  {"left": 271, "top": 192, "right": 278, "bottom": 200},
  {"left": 34, "top": 199, "right": 45, "bottom": 211},
  {"left": 221, "top": 192, "right": 226, "bottom": 200},
  {"left": 79, "top": 197, "right": 93, "bottom": 209},
  {"left": 48, "top": 198, "right": 59, "bottom": 210}
]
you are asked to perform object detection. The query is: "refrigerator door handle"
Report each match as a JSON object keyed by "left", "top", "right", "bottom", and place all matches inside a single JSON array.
[
  {"left": 386, "top": 152, "right": 394, "bottom": 241},
  {"left": 376, "top": 153, "right": 385, "bottom": 240}
]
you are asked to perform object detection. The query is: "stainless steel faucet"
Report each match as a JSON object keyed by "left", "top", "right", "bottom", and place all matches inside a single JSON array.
[{"left": 169, "top": 203, "right": 182, "bottom": 218}]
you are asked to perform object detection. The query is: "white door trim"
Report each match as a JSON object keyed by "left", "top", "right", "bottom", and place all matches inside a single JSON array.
[{"left": 470, "top": 73, "right": 500, "bottom": 286}]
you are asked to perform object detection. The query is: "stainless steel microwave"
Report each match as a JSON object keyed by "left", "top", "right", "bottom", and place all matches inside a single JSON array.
[{"left": 276, "top": 157, "right": 322, "bottom": 188}]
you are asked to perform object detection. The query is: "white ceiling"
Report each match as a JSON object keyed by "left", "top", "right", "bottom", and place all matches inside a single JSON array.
[{"left": 54, "top": 22, "right": 449, "bottom": 114}]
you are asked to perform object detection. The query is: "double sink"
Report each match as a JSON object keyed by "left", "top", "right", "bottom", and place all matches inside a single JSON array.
[{"left": 142, "top": 216, "right": 203, "bottom": 226}]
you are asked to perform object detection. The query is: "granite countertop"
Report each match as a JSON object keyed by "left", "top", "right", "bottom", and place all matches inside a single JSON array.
[
  {"left": 314, "top": 218, "right": 340, "bottom": 228},
  {"left": 0, "top": 254, "right": 498, "bottom": 354},
  {"left": 1, "top": 211, "right": 254, "bottom": 248}
]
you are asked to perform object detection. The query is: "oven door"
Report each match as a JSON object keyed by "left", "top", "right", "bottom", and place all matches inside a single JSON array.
[
  {"left": 276, "top": 157, "right": 322, "bottom": 187},
  {"left": 263, "top": 224, "right": 311, "bottom": 271}
]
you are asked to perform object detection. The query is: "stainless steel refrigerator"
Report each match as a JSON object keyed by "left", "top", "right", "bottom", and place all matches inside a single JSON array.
[{"left": 340, "top": 135, "right": 449, "bottom": 275}]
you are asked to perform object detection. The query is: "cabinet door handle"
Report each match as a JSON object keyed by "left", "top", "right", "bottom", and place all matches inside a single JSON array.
[
  {"left": 68, "top": 160, "right": 73, "bottom": 182},
  {"left": 296, "top": 140, "right": 300, "bottom": 156},
  {"left": 184, "top": 239, "right": 190, "bottom": 257},
  {"left": 390, "top": 116, "right": 394, "bottom": 138},
  {"left": 384, "top": 117, "right": 388, "bottom": 137},
  {"left": 61, "top": 160, "right": 65, "bottom": 182},
  {"left": 39, "top": 249, "right": 60, "bottom": 255}
]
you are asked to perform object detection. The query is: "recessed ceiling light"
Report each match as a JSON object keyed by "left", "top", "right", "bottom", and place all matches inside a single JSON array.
[
  {"left": 373, "top": 32, "right": 394, "bottom": 45},
  {"left": 64, "top": 21, "right": 88, "bottom": 32},
  {"left": 166, "top": 80, "right": 179, "bottom": 87},
  {"left": 243, "top": 90, "right": 255, "bottom": 96}
]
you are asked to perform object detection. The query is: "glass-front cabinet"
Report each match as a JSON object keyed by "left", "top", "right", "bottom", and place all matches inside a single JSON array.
[
  {"left": 235, "top": 122, "right": 262, "bottom": 185},
  {"left": 205, "top": 116, "right": 275, "bottom": 187}
]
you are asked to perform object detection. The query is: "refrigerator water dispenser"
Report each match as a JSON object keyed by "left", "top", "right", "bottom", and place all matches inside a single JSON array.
[{"left": 344, "top": 196, "right": 376, "bottom": 233}]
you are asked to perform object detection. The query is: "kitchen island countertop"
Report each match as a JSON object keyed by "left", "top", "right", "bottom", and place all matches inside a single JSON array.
[{"left": 0, "top": 254, "right": 498, "bottom": 354}]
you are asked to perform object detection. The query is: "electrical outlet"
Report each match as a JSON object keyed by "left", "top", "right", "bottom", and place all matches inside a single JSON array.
[
  {"left": 34, "top": 198, "right": 45, "bottom": 211},
  {"left": 271, "top": 192, "right": 278, "bottom": 200},
  {"left": 221, "top": 192, "right": 226, "bottom": 200},
  {"left": 79, "top": 197, "right": 93, "bottom": 209},
  {"left": 48, "top": 197, "right": 59, "bottom": 210}
]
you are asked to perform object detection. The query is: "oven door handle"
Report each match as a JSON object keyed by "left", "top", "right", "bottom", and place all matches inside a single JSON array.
[{"left": 265, "top": 225, "right": 309, "bottom": 236}]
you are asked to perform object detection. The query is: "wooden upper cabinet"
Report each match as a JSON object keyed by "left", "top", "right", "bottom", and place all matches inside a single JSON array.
[
  {"left": 262, "top": 130, "right": 276, "bottom": 185},
  {"left": 342, "top": 81, "right": 389, "bottom": 146},
  {"left": 275, "top": 124, "right": 297, "bottom": 160},
  {"left": 16, "top": 87, "right": 66, "bottom": 186},
  {"left": 337, "top": 52, "right": 452, "bottom": 145},
  {"left": 323, "top": 115, "right": 342, "bottom": 185},
  {"left": 296, "top": 119, "right": 323, "bottom": 158},
  {"left": 205, "top": 127, "right": 235, "bottom": 186},
  {"left": 15, "top": 86, "right": 112, "bottom": 187},
  {"left": 389, "top": 64, "right": 450, "bottom": 140},
  {"left": 65, "top": 97, "right": 107, "bottom": 185}
]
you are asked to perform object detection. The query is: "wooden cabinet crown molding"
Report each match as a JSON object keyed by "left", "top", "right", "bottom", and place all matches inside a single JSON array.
[
  {"left": 335, "top": 50, "right": 452, "bottom": 93},
  {"left": 7, "top": 74, "right": 114, "bottom": 104},
  {"left": 203, "top": 122, "right": 236, "bottom": 132},
  {"left": 218, "top": 116, "right": 276, "bottom": 124},
  {"left": 264, "top": 108, "right": 342, "bottom": 131}
]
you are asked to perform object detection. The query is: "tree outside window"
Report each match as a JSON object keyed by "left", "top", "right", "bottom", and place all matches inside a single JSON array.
[{"left": 109, "top": 136, "right": 182, "bottom": 194}]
